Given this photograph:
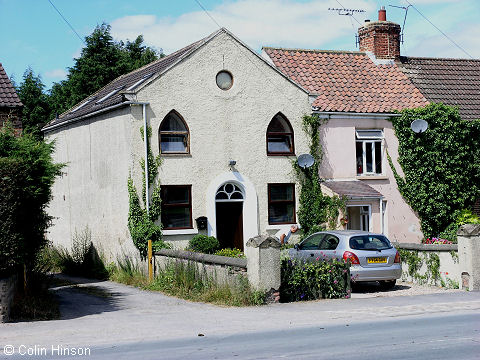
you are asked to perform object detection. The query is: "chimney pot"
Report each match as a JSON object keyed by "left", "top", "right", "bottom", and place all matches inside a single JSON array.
[{"left": 378, "top": 6, "right": 386, "bottom": 21}]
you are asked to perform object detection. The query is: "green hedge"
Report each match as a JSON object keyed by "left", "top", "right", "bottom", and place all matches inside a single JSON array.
[
  {"left": 280, "top": 258, "right": 351, "bottom": 302},
  {"left": 0, "top": 128, "right": 62, "bottom": 277}
]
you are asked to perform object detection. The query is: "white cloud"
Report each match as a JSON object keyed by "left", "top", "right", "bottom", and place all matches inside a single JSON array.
[
  {"left": 44, "top": 68, "right": 67, "bottom": 79},
  {"left": 406, "top": 22, "right": 480, "bottom": 58},
  {"left": 109, "top": 0, "right": 478, "bottom": 59},
  {"left": 110, "top": 0, "right": 376, "bottom": 53}
]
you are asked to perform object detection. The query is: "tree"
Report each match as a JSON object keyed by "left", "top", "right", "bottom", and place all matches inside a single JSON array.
[
  {"left": 17, "top": 68, "right": 51, "bottom": 140},
  {"left": 389, "top": 103, "right": 480, "bottom": 239},
  {"left": 49, "top": 23, "right": 161, "bottom": 117},
  {"left": 0, "top": 126, "right": 63, "bottom": 276}
]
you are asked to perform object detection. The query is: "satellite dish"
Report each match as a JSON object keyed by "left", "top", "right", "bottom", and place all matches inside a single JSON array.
[
  {"left": 410, "top": 119, "right": 428, "bottom": 134},
  {"left": 297, "top": 154, "right": 315, "bottom": 169}
]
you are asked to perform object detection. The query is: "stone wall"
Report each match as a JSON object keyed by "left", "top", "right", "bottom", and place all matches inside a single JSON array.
[
  {"left": 0, "top": 275, "right": 17, "bottom": 322},
  {"left": 396, "top": 243, "right": 459, "bottom": 288},
  {"left": 154, "top": 249, "right": 247, "bottom": 286},
  {"left": 457, "top": 224, "right": 480, "bottom": 291}
]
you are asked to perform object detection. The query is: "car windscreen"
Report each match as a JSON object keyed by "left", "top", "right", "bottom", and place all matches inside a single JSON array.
[{"left": 349, "top": 235, "right": 392, "bottom": 251}]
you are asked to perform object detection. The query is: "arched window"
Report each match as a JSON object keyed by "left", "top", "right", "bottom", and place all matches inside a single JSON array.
[
  {"left": 266, "top": 113, "right": 295, "bottom": 155},
  {"left": 159, "top": 110, "right": 189, "bottom": 154}
]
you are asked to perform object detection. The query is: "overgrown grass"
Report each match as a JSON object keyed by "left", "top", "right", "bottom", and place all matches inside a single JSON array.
[
  {"left": 39, "top": 229, "right": 109, "bottom": 280},
  {"left": 109, "top": 257, "right": 265, "bottom": 306}
]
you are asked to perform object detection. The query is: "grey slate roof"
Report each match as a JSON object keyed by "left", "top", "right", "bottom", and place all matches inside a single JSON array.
[
  {"left": 43, "top": 34, "right": 211, "bottom": 130},
  {"left": 322, "top": 180, "right": 382, "bottom": 199},
  {"left": 396, "top": 56, "right": 480, "bottom": 121},
  {"left": 0, "top": 63, "right": 22, "bottom": 107}
]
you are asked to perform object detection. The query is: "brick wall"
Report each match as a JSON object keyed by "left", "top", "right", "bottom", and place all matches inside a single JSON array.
[
  {"left": 358, "top": 21, "right": 401, "bottom": 59},
  {"left": 0, "top": 107, "right": 22, "bottom": 136}
]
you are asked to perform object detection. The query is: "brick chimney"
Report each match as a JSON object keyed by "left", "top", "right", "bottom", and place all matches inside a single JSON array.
[{"left": 358, "top": 6, "right": 401, "bottom": 59}]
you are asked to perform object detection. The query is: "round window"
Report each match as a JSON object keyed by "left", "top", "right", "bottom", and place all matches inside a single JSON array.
[{"left": 216, "top": 71, "right": 233, "bottom": 90}]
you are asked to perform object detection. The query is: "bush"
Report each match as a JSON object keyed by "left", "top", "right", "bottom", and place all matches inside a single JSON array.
[
  {"left": 188, "top": 235, "right": 220, "bottom": 254},
  {"left": 280, "top": 258, "right": 350, "bottom": 302},
  {"left": 214, "top": 248, "right": 245, "bottom": 258},
  {"left": 0, "top": 128, "right": 63, "bottom": 277}
]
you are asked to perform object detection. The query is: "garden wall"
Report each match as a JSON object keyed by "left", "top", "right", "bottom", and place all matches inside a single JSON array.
[
  {"left": 0, "top": 275, "right": 17, "bottom": 322},
  {"left": 396, "top": 243, "right": 459, "bottom": 288},
  {"left": 154, "top": 249, "right": 247, "bottom": 285}
]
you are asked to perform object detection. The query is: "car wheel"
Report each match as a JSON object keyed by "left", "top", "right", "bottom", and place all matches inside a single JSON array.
[{"left": 379, "top": 280, "right": 396, "bottom": 290}]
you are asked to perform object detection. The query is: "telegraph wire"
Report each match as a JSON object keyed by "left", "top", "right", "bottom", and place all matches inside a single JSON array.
[
  {"left": 192, "top": 0, "right": 299, "bottom": 105},
  {"left": 47, "top": 0, "right": 86, "bottom": 45},
  {"left": 335, "top": 0, "right": 362, "bottom": 25},
  {"left": 194, "top": 0, "right": 222, "bottom": 29},
  {"left": 405, "top": 0, "right": 473, "bottom": 59}
]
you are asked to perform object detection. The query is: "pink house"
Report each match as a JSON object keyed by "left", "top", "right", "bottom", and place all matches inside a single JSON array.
[{"left": 262, "top": 8, "right": 436, "bottom": 243}]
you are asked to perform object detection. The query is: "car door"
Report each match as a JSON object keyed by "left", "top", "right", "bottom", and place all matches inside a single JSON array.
[
  {"left": 318, "top": 234, "right": 341, "bottom": 261},
  {"left": 295, "top": 233, "right": 325, "bottom": 261}
]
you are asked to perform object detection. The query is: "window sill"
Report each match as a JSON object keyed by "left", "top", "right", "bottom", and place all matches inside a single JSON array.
[
  {"left": 356, "top": 175, "right": 388, "bottom": 180},
  {"left": 161, "top": 153, "right": 192, "bottom": 158},
  {"left": 163, "top": 229, "right": 198, "bottom": 236},
  {"left": 266, "top": 224, "right": 297, "bottom": 230},
  {"left": 267, "top": 153, "right": 297, "bottom": 157}
]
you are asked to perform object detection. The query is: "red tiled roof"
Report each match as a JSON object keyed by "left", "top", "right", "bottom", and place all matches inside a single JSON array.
[
  {"left": 263, "top": 48, "right": 429, "bottom": 113},
  {"left": 397, "top": 56, "right": 480, "bottom": 121},
  {"left": 0, "top": 63, "right": 22, "bottom": 108}
]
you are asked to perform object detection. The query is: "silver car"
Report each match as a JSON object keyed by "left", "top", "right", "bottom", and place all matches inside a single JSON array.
[{"left": 288, "top": 230, "right": 401, "bottom": 289}]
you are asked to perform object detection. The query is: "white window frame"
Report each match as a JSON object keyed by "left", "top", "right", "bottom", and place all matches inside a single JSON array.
[{"left": 356, "top": 130, "right": 384, "bottom": 176}]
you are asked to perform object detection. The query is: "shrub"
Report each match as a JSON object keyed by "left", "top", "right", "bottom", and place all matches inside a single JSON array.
[
  {"left": 280, "top": 258, "right": 350, "bottom": 302},
  {"left": 188, "top": 235, "right": 220, "bottom": 254},
  {"left": 0, "top": 127, "right": 63, "bottom": 277},
  {"left": 214, "top": 248, "right": 245, "bottom": 258}
]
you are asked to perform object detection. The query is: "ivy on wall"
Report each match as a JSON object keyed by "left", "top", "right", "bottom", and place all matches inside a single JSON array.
[
  {"left": 389, "top": 103, "right": 480, "bottom": 241},
  {"left": 398, "top": 248, "right": 459, "bottom": 288},
  {"left": 128, "top": 126, "right": 168, "bottom": 257},
  {"left": 293, "top": 114, "right": 346, "bottom": 237}
]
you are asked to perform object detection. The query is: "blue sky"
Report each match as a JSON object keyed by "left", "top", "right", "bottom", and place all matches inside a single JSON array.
[{"left": 1, "top": 0, "right": 479, "bottom": 90}]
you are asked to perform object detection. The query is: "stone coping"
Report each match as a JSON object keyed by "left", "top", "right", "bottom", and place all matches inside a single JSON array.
[
  {"left": 154, "top": 249, "right": 247, "bottom": 268},
  {"left": 394, "top": 242, "right": 458, "bottom": 252},
  {"left": 458, "top": 224, "right": 480, "bottom": 236}
]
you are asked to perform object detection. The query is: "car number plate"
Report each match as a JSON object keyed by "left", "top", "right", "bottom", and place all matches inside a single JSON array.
[{"left": 367, "top": 257, "right": 387, "bottom": 264}]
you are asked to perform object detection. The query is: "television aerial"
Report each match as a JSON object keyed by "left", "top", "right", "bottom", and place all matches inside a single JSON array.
[
  {"left": 297, "top": 154, "right": 315, "bottom": 169},
  {"left": 410, "top": 119, "right": 428, "bottom": 133}
]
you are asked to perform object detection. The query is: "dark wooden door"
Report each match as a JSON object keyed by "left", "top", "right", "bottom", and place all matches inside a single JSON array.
[{"left": 215, "top": 202, "right": 244, "bottom": 251}]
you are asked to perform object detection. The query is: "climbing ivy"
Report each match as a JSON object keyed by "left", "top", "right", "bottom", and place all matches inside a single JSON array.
[
  {"left": 128, "top": 126, "right": 168, "bottom": 257},
  {"left": 389, "top": 103, "right": 480, "bottom": 240},
  {"left": 293, "top": 114, "right": 347, "bottom": 237},
  {"left": 398, "top": 249, "right": 442, "bottom": 286}
]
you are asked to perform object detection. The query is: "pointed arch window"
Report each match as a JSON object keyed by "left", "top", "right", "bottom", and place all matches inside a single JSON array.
[
  {"left": 159, "top": 110, "right": 189, "bottom": 154},
  {"left": 266, "top": 113, "right": 295, "bottom": 155}
]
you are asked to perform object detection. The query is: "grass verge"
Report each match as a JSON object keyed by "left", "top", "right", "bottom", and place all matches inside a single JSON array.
[{"left": 109, "top": 257, "right": 265, "bottom": 306}]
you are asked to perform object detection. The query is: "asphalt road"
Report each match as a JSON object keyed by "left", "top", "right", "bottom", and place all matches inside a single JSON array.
[{"left": 1, "top": 276, "right": 479, "bottom": 359}]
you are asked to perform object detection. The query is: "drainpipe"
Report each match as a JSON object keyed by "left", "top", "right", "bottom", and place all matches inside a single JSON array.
[
  {"left": 128, "top": 101, "right": 150, "bottom": 215},
  {"left": 142, "top": 103, "right": 149, "bottom": 215},
  {"left": 380, "top": 197, "right": 384, "bottom": 234}
]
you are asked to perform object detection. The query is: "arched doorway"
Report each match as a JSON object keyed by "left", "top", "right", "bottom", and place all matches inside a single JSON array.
[
  {"left": 206, "top": 172, "right": 258, "bottom": 250},
  {"left": 215, "top": 183, "right": 244, "bottom": 250}
]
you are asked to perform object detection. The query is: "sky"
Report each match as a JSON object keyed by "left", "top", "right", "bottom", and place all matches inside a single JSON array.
[{"left": 1, "top": 0, "right": 479, "bottom": 90}]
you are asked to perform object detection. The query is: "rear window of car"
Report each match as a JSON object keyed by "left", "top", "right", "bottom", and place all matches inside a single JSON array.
[{"left": 349, "top": 235, "right": 392, "bottom": 251}]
